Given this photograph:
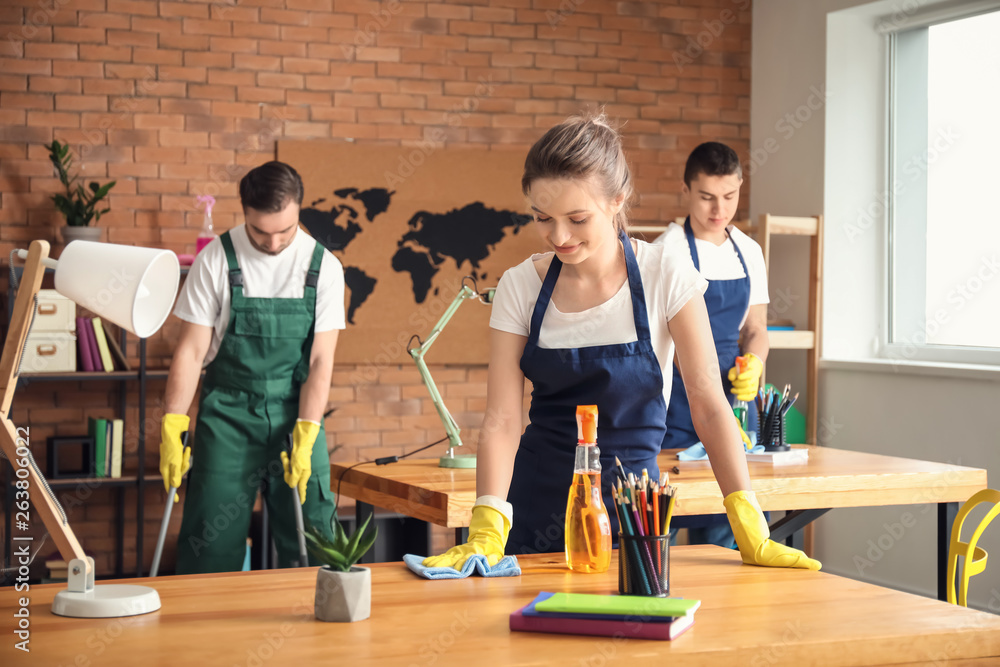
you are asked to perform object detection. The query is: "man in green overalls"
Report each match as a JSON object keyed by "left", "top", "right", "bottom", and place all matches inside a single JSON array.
[{"left": 159, "top": 161, "right": 343, "bottom": 574}]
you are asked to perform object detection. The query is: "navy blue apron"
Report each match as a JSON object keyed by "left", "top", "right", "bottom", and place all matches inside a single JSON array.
[
  {"left": 506, "top": 231, "right": 666, "bottom": 555},
  {"left": 664, "top": 219, "right": 754, "bottom": 532},
  {"left": 662, "top": 218, "right": 755, "bottom": 451}
]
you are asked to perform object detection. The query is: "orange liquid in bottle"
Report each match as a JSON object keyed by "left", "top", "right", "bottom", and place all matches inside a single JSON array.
[{"left": 565, "top": 471, "right": 612, "bottom": 573}]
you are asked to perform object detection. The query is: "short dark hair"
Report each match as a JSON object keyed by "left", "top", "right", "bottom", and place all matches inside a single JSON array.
[
  {"left": 683, "top": 142, "right": 743, "bottom": 186},
  {"left": 239, "top": 161, "right": 304, "bottom": 212}
]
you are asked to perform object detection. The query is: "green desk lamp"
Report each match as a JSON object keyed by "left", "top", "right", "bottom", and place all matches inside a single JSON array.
[{"left": 407, "top": 276, "right": 495, "bottom": 469}]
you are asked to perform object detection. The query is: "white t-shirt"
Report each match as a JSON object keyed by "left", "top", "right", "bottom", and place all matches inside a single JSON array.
[
  {"left": 173, "top": 224, "right": 346, "bottom": 365},
  {"left": 653, "top": 222, "right": 768, "bottom": 328},
  {"left": 490, "top": 239, "right": 708, "bottom": 406}
]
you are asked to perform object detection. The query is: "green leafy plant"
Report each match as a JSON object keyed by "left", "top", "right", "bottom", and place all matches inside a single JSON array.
[
  {"left": 45, "top": 140, "right": 116, "bottom": 227},
  {"left": 303, "top": 514, "right": 378, "bottom": 572}
]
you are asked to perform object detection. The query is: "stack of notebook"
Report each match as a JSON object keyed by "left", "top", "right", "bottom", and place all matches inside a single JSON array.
[{"left": 510, "top": 592, "right": 699, "bottom": 641}]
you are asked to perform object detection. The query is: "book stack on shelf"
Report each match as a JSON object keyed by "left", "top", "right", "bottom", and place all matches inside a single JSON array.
[
  {"left": 89, "top": 416, "right": 124, "bottom": 479},
  {"left": 45, "top": 557, "right": 68, "bottom": 583},
  {"left": 76, "top": 316, "right": 131, "bottom": 372},
  {"left": 510, "top": 591, "right": 699, "bottom": 641}
]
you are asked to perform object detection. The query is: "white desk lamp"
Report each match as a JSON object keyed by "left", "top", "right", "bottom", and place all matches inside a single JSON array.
[{"left": 1, "top": 240, "right": 179, "bottom": 618}]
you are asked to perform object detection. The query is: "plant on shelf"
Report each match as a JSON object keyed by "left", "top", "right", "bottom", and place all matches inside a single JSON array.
[
  {"left": 45, "top": 140, "right": 116, "bottom": 244},
  {"left": 306, "top": 514, "right": 378, "bottom": 623}
]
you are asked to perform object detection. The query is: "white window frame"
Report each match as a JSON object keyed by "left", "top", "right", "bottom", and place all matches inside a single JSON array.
[{"left": 881, "top": 0, "right": 1000, "bottom": 367}]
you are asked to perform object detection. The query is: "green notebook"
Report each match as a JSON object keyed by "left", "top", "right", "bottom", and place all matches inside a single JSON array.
[{"left": 534, "top": 593, "right": 701, "bottom": 618}]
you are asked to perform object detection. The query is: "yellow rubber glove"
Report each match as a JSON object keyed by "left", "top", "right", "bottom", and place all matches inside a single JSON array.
[
  {"left": 423, "top": 500, "right": 511, "bottom": 569},
  {"left": 724, "top": 490, "right": 821, "bottom": 570},
  {"left": 281, "top": 419, "right": 319, "bottom": 504},
  {"left": 159, "top": 413, "right": 191, "bottom": 501},
  {"left": 728, "top": 352, "right": 764, "bottom": 402},
  {"left": 735, "top": 415, "right": 753, "bottom": 452}
]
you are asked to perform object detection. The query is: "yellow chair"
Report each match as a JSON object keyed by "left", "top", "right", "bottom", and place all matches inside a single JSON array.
[{"left": 947, "top": 489, "right": 1000, "bottom": 606}]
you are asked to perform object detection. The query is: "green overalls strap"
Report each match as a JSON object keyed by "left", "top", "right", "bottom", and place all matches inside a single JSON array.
[{"left": 176, "top": 230, "right": 337, "bottom": 574}]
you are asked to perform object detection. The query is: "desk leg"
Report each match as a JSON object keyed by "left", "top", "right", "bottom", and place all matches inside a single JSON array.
[
  {"left": 769, "top": 509, "right": 830, "bottom": 548},
  {"left": 938, "top": 501, "right": 958, "bottom": 602},
  {"left": 455, "top": 528, "right": 468, "bottom": 546},
  {"left": 356, "top": 501, "right": 376, "bottom": 564}
]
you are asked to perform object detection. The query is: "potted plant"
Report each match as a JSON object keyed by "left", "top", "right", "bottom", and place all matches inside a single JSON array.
[
  {"left": 45, "top": 140, "right": 116, "bottom": 245},
  {"left": 305, "top": 514, "right": 378, "bottom": 623}
]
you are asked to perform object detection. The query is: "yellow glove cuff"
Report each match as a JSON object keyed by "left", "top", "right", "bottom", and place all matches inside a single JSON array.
[
  {"left": 162, "top": 413, "right": 190, "bottom": 443},
  {"left": 293, "top": 419, "right": 320, "bottom": 450}
]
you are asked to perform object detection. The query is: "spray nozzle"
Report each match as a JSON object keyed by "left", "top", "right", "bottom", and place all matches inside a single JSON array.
[
  {"left": 196, "top": 194, "right": 216, "bottom": 217},
  {"left": 576, "top": 405, "right": 598, "bottom": 444}
]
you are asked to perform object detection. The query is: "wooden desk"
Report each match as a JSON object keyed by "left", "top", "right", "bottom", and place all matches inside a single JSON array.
[
  {"left": 331, "top": 446, "right": 987, "bottom": 600},
  {"left": 5, "top": 548, "right": 999, "bottom": 665}
]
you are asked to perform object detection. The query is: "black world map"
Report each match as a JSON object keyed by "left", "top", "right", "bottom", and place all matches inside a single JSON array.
[{"left": 300, "top": 188, "right": 532, "bottom": 324}]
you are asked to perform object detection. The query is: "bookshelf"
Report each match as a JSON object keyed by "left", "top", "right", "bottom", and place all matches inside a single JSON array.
[{"left": 2, "top": 268, "right": 153, "bottom": 580}]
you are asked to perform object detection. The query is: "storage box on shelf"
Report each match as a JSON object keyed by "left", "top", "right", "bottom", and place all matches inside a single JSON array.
[{"left": 21, "top": 290, "right": 77, "bottom": 374}]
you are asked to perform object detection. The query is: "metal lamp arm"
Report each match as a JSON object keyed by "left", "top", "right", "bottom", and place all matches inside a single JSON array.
[{"left": 407, "top": 280, "right": 494, "bottom": 457}]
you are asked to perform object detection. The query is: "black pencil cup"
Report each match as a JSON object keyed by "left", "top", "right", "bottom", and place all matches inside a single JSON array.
[
  {"left": 757, "top": 410, "right": 789, "bottom": 451},
  {"left": 618, "top": 533, "right": 669, "bottom": 597}
]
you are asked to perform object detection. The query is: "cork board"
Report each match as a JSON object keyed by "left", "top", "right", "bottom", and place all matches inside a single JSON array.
[{"left": 277, "top": 141, "right": 542, "bottom": 365}]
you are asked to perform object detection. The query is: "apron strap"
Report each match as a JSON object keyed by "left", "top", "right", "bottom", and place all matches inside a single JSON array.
[
  {"left": 683, "top": 217, "right": 751, "bottom": 278},
  {"left": 219, "top": 232, "right": 244, "bottom": 299},
  {"left": 304, "top": 239, "right": 324, "bottom": 318},
  {"left": 620, "top": 229, "right": 652, "bottom": 343},
  {"left": 681, "top": 217, "right": 752, "bottom": 358},
  {"left": 526, "top": 231, "right": 653, "bottom": 347},
  {"left": 527, "top": 253, "right": 562, "bottom": 348}
]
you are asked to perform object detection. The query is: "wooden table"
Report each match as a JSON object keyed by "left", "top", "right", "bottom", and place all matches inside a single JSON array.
[
  {"left": 331, "top": 446, "right": 988, "bottom": 600},
  {"left": 5, "top": 548, "right": 999, "bottom": 665}
]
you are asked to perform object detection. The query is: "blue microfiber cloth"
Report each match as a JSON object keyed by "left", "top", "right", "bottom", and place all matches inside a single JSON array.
[
  {"left": 677, "top": 439, "right": 763, "bottom": 461},
  {"left": 403, "top": 553, "right": 521, "bottom": 579}
]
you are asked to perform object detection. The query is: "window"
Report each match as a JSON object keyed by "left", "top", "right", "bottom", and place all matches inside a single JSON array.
[{"left": 886, "top": 5, "right": 1000, "bottom": 365}]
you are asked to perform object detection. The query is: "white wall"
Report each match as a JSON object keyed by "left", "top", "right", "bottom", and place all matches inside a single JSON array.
[{"left": 752, "top": 0, "right": 1000, "bottom": 611}]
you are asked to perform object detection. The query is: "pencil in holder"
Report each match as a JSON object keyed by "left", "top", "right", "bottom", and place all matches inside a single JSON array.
[{"left": 618, "top": 533, "right": 669, "bottom": 597}]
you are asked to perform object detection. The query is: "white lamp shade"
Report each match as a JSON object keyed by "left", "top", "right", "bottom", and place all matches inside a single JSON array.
[{"left": 54, "top": 241, "right": 180, "bottom": 338}]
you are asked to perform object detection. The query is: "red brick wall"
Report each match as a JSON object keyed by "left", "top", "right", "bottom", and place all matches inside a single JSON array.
[{"left": 0, "top": 0, "right": 750, "bottom": 575}]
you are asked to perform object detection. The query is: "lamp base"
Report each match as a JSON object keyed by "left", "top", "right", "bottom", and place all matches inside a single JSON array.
[
  {"left": 439, "top": 453, "right": 477, "bottom": 469},
  {"left": 52, "top": 584, "right": 161, "bottom": 618}
]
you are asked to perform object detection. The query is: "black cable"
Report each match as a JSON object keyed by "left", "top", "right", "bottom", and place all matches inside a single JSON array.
[{"left": 333, "top": 436, "right": 449, "bottom": 517}]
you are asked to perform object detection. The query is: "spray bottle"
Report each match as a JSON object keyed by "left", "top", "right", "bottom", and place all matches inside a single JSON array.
[
  {"left": 195, "top": 194, "right": 217, "bottom": 254},
  {"left": 565, "top": 405, "right": 612, "bottom": 573}
]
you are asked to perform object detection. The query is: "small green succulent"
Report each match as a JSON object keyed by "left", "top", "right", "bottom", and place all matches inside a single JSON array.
[{"left": 303, "top": 514, "right": 378, "bottom": 572}]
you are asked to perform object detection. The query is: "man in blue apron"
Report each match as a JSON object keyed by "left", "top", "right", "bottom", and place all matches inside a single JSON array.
[
  {"left": 159, "top": 161, "right": 343, "bottom": 574},
  {"left": 657, "top": 142, "right": 770, "bottom": 547}
]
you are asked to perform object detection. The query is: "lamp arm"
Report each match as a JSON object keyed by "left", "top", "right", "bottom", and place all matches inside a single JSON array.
[
  {"left": 407, "top": 283, "right": 484, "bottom": 452},
  {"left": 0, "top": 240, "right": 91, "bottom": 578}
]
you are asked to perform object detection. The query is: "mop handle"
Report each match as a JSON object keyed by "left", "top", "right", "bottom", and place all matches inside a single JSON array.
[
  {"left": 286, "top": 434, "right": 309, "bottom": 567},
  {"left": 150, "top": 432, "right": 190, "bottom": 578}
]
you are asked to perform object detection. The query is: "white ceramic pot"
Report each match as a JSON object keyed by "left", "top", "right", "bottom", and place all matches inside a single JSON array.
[
  {"left": 61, "top": 226, "right": 102, "bottom": 245},
  {"left": 314, "top": 565, "right": 371, "bottom": 622}
]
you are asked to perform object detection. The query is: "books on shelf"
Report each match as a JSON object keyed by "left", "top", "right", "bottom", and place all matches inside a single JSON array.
[
  {"left": 88, "top": 417, "right": 124, "bottom": 478},
  {"left": 45, "top": 557, "right": 68, "bottom": 581},
  {"left": 111, "top": 418, "right": 123, "bottom": 478},
  {"left": 509, "top": 592, "right": 697, "bottom": 641},
  {"left": 73, "top": 316, "right": 131, "bottom": 372},
  {"left": 91, "top": 317, "right": 114, "bottom": 372}
]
